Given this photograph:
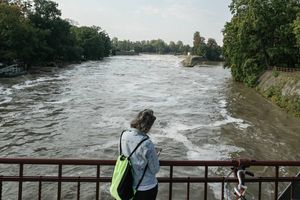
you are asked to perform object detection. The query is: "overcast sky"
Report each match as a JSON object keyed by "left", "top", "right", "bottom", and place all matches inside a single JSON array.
[{"left": 53, "top": 0, "right": 232, "bottom": 46}]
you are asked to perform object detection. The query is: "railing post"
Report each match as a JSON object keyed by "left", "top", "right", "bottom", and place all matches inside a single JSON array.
[
  {"left": 57, "top": 164, "right": 62, "bottom": 200},
  {"left": 77, "top": 177, "right": 81, "bottom": 200},
  {"left": 275, "top": 166, "right": 279, "bottom": 200},
  {"left": 96, "top": 165, "right": 100, "bottom": 200},
  {"left": 187, "top": 177, "right": 190, "bottom": 200},
  {"left": 38, "top": 176, "right": 42, "bottom": 200},
  {"left": 0, "top": 176, "right": 2, "bottom": 200},
  {"left": 204, "top": 165, "right": 208, "bottom": 200},
  {"left": 169, "top": 166, "right": 173, "bottom": 200},
  {"left": 18, "top": 164, "right": 23, "bottom": 200},
  {"left": 258, "top": 179, "right": 261, "bottom": 200},
  {"left": 291, "top": 182, "right": 294, "bottom": 199},
  {"left": 221, "top": 177, "right": 224, "bottom": 200}
]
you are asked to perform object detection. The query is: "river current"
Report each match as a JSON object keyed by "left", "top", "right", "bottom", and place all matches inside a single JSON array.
[{"left": 1, "top": 55, "right": 300, "bottom": 199}]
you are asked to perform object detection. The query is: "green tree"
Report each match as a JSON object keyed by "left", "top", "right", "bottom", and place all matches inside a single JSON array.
[
  {"left": 182, "top": 44, "right": 191, "bottom": 55},
  {"left": 193, "top": 31, "right": 207, "bottom": 57},
  {"left": 294, "top": 10, "right": 300, "bottom": 53},
  {"left": 33, "top": 0, "right": 61, "bottom": 19},
  {"left": 151, "top": 39, "right": 167, "bottom": 54},
  {"left": 193, "top": 31, "right": 201, "bottom": 55},
  {"left": 0, "top": 3, "right": 38, "bottom": 65},
  {"left": 28, "top": 0, "right": 78, "bottom": 62},
  {"left": 111, "top": 37, "right": 118, "bottom": 54},
  {"left": 266, "top": 0, "right": 299, "bottom": 67},
  {"left": 0, "top": 0, "right": 111, "bottom": 67},
  {"left": 206, "top": 38, "right": 221, "bottom": 61},
  {"left": 100, "top": 30, "right": 111, "bottom": 57},
  {"left": 199, "top": 37, "right": 207, "bottom": 57},
  {"left": 72, "top": 26, "right": 106, "bottom": 60},
  {"left": 133, "top": 41, "right": 142, "bottom": 53},
  {"left": 223, "top": 0, "right": 300, "bottom": 86},
  {"left": 169, "top": 41, "right": 177, "bottom": 53},
  {"left": 176, "top": 41, "right": 184, "bottom": 53}
]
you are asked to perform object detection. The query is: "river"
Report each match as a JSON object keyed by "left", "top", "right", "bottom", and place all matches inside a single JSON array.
[{"left": 1, "top": 55, "right": 300, "bottom": 199}]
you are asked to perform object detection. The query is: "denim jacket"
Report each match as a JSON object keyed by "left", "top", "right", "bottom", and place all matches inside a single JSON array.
[{"left": 120, "top": 128, "right": 160, "bottom": 190}]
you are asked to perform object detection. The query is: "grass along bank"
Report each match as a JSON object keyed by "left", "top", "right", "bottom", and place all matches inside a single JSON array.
[{"left": 256, "top": 71, "right": 300, "bottom": 117}]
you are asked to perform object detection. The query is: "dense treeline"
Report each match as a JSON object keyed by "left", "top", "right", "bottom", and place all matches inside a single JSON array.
[
  {"left": 223, "top": 0, "right": 300, "bottom": 86},
  {"left": 112, "top": 33, "right": 222, "bottom": 61},
  {"left": 0, "top": 0, "right": 111, "bottom": 67},
  {"left": 111, "top": 38, "right": 191, "bottom": 55}
]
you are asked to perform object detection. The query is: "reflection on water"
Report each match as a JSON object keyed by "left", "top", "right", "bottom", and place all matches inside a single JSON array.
[{"left": 1, "top": 55, "right": 300, "bottom": 199}]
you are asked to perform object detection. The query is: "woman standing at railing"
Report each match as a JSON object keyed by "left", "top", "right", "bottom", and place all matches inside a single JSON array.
[{"left": 120, "top": 109, "right": 160, "bottom": 200}]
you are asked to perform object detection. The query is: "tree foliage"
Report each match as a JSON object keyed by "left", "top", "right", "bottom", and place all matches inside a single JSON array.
[
  {"left": 0, "top": 3, "right": 37, "bottom": 64},
  {"left": 192, "top": 31, "right": 206, "bottom": 56},
  {"left": 294, "top": 10, "right": 300, "bottom": 49},
  {"left": 192, "top": 32, "right": 222, "bottom": 61},
  {"left": 72, "top": 26, "right": 110, "bottom": 60},
  {"left": 0, "top": 0, "right": 111, "bottom": 66},
  {"left": 223, "top": 0, "right": 300, "bottom": 86}
]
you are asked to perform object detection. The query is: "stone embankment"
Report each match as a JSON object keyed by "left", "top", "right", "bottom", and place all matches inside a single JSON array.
[
  {"left": 256, "top": 70, "right": 300, "bottom": 116},
  {"left": 181, "top": 55, "right": 206, "bottom": 67}
]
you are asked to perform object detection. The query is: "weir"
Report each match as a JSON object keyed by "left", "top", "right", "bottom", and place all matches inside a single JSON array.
[{"left": 0, "top": 158, "right": 300, "bottom": 200}]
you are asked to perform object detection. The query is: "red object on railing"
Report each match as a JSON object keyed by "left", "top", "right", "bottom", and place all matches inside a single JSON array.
[{"left": 1, "top": 158, "right": 300, "bottom": 200}]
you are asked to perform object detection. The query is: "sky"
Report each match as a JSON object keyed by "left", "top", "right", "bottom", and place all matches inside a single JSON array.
[{"left": 52, "top": 0, "right": 232, "bottom": 46}]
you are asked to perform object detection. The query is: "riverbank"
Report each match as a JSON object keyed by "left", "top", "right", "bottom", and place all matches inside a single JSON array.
[
  {"left": 256, "top": 70, "right": 300, "bottom": 117},
  {"left": 179, "top": 54, "right": 300, "bottom": 117},
  {"left": 27, "top": 61, "right": 82, "bottom": 74},
  {"left": 0, "top": 61, "right": 83, "bottom": 77}
]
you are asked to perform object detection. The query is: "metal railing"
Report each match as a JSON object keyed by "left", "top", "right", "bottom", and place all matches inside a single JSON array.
[
  {"left": 0, "top": 158, "right": 300, "bottom": 200},
  {"left": 0, "top": 65, "right": 21, "bottom": 74}
]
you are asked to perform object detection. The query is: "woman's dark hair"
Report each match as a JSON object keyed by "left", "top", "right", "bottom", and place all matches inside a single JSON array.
[{"left": 130, "top": 109, "right": 156, "bottom": 133}]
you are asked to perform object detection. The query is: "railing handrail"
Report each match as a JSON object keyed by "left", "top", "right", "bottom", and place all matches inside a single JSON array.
[{"left": 1, "top": 157, "right": 300, "bottom": 166}]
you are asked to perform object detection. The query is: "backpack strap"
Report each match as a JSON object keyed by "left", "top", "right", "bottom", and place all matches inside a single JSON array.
[
  {"left": 128, "top": 136, "right": 149, "bottom": 159},
  {"left": 135, "top": 163, "right": 148, "bottom": 190},
  {"left": 119, "top": 130, "right": 149, "bottom": 158},
  {"left": 119, "top": 130, "right": 126, "bottom": 154}
]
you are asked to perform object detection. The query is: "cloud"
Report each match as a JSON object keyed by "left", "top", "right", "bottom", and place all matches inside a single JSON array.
[
  {"left": 135, "top": 0, "right": 215, "bottom": 23},
  {"left": 53, "top": 0, "right": 229, "bottom": 45},
  {"left": 165, "top": 1, "right": 198, "bottom": 20},
  {"left": 136, "top": 5, "right": 162, "bottom": 16}
]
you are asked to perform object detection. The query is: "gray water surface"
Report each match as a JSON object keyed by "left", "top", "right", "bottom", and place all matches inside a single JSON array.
[{"left": 1, "top": 55, "right": 300, "bottom": 199}]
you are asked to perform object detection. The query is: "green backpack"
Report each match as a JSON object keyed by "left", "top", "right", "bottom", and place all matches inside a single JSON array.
[{"left": 110, "top": 131, "right": 149, "bottom": 200}]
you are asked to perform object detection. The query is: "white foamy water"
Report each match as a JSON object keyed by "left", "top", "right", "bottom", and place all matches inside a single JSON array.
[
  {"left": 12, "top": 76, "right": 66, "bottom": 90},
  {"left": 0, "top": 87, "right": 13, "bottom": 106},
  {"left": 45, "top": 98, "right": 71, "bottom": 104},
  {"left": 154, "top": 123, "right": 243, "bottom": 161},
  {"left": 0, "top": 97, "right": 12, "bottom": 105},
  {"left": 212, "top": 99, "right": 251, "bottom": 129}
]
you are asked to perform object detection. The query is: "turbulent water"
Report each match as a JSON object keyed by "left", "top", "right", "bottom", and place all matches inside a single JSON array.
[{"left": 1, "top": 55, "right": 300, "bottom": 199}]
